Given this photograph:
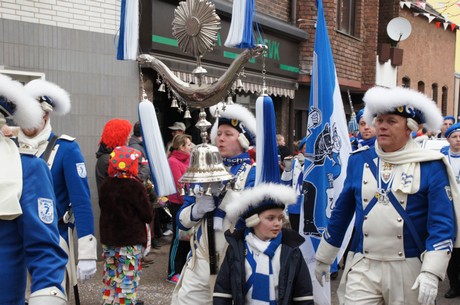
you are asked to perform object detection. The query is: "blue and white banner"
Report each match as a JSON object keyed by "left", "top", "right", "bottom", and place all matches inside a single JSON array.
[
  {"left": 117, "top": 0, "right": 139, "bottom": 60},
  {"left": 300, "top": 0, "right": 352, "bottom": 304},
  {"left": 224, "top": 0, "right": 256, "bottom": 48}
]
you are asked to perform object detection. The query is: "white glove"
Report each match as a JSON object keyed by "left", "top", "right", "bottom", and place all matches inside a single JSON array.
[
  {"left": 315, "top": 260, "right": 330, "bottom": 287},
  {"left": 191, "top": 194, "right": 215, "bottom": 219},
  {"left": 411, "top": 271, "right": 439, "bottom": 305},
  {"left": 77, "top": 259, "right": 97, "bottom": 281},
  {"left": 214, "top": 216, "right": 223, "bottom": 231}
]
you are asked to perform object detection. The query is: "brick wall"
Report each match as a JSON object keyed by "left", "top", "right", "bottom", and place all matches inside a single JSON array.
[
  {"left": 0, "top": 0, "right": 120, "bottom": 34},
  {"left": 256, "top": 0, "right": 291, "bottom": 22},
  {"left": 397, "top": 9, "right": 456, "bottom": 115},
  {"left": 297, "top": 0, "right": 379, "bottom": 91}
]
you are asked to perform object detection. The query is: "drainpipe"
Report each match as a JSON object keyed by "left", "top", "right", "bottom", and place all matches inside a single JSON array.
[{"left": 291, "top": 0, "right": 297, "bottom": 24}]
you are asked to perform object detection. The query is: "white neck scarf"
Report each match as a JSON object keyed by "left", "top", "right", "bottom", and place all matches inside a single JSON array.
[
  {"left": 244, "top": 232, "right": 281, "bottom": 305},
  {"left": 18, "top": 119, "right": 52, "bottom": 156},
  {"left": 0, "top": 135, "right": 23, "bottom": 220}
]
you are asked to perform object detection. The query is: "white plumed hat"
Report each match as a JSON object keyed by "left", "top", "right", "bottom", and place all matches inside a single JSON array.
[
  {"left": 24, "top": 79, "right": 71, "bottom": 116},
  {"left": 362, "top": 86, "right": 443, "bottom": 132},
  {"left": 0, "top": 74, "right": 44, "bottom": 129}
]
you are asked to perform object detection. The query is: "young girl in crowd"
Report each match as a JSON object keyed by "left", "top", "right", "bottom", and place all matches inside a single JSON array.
[{"left": 98, "top": 146, "right": 153, "bottom": 305}]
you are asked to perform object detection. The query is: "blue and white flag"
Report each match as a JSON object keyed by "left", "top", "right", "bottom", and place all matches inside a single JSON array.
[
  {"left": 117, "top": 0, "right": 139, "bottom": 60},
  {"left": 300, "top": 0, "right": 352, "bottom": 304},
  {"left": 224, "top": 0, "right": 256, "bottom": 48}
]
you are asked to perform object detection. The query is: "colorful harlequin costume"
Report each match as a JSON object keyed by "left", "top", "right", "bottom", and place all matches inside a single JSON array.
[
  {"left": 0, "top": 74, "right": 67, "bottom": 304},
  {"left": 172, "top": 103, "right": 256, "bottom": 305},
  {"left": 99, "top": 146, "right": 153, "bottom": 305},
  {"left": 315, "top": 86, "right": 459, "bottom": 305}
]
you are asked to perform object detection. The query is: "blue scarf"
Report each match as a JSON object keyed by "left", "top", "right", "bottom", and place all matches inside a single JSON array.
[
  {"left": 244, "top": 229, "right": 282, "bottom": 305},
  {"left": 223, "top": 152, "right": 252, "bottom": 168},
  {"left": 352, "top": 133, "right": 376, "bottom": 151}
]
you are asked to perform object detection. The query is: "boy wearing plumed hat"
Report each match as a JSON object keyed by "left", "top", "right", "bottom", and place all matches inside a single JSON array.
[
  {"left": 0, "top": 74, "right": 67, "bottom": 304},
  {"left": 213, "top": 183, "right": 314, "bottom": 305},
  {"left": 172, "top": 103, "right": 257, "bottom": 305},
  {"left": 17, "top": 79, "right": 98, "bottom": 292},
  {"left": 315, "top": 86, "right": 459, "bottom": 305}
]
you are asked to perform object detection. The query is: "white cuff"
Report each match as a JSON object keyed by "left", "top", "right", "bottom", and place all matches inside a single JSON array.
[
  {"left": 316, "top": 238, "right": 340, "bottom": 265},
  {"left": 28, "top": 287, "right": 67, "bottom": 305},
  {"left": 78, "top": 234, "right": 98, "bottom": 260},
  {"left": 421, "top": 250, "right": 451, "bottom": 280}
]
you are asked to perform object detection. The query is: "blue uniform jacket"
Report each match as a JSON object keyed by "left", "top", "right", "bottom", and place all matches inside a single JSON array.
[
  {"left": 0, "top": 154, "right": 67, "bottom": 304},
  {"left": 46, "top": 133, "right": 94, "bottom": 241},
  {"left": 325, "top": 147, "right": 454, "bottom": 259}
]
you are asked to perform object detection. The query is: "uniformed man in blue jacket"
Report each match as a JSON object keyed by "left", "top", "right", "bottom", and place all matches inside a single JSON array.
[
  {"left": 17, "top": 79, "right": 97, "bottom": 294},
  {"left": 315, "top": 86, "right": 458, "bottom": 305},
  {"left": 0, "top": 73, "right": 67, "bottom": 304}
]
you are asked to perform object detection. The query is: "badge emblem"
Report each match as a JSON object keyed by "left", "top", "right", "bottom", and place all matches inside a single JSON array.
[
  {"left": 38, "top": 198, "right": 54, "bottom": 224},
  {"left": 76, "top": 162, "right": 87, "bottom": 178}
]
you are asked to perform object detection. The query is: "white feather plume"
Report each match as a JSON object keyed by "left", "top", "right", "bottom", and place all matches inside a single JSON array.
[
  {"left": 209, "top": 102, "right": 256, "bottom": 145},
  {"left": 24, "top": 79, "right": 71, "bottom": 116},
  {"left": 0, "top": 74, "right": 44, "bottom": 129},
  {"left": 225, "top": 183, "right": 297, "bottom": 224},
  {"left": 362, "top": 86, "right": 443, "bottom": 132}
]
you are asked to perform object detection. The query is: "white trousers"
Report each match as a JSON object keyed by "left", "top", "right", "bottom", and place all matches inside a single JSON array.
[
  {"left": 344, "top": 256, "right": 421, "bottom": 305},
  {"left": 171, "top": 256, "right": 216, "bottom": 305}
]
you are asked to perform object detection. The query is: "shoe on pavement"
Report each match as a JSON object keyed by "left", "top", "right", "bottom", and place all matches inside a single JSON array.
[
  {"left": 444, "top": 288, "right": 460, "bottom": 298},
  {"left": 163, "top": 229, "right": 173, "bottom": 236},
  {"left": 167, "top": 274, "right": 180, "bottom": 284},
  {"left": 152, "top": 238, "right": 161, "bottom": 249},
  {"left": 136, "top": 300, "right": 145, "bottom": 305}
]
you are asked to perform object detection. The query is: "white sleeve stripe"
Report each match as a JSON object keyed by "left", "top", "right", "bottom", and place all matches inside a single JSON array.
[
  {"left": 213, "top": 292, "right": 233, "bottom": 298},
  {"left": 293, "top": 296, "right": 314, "bottom": 301}
]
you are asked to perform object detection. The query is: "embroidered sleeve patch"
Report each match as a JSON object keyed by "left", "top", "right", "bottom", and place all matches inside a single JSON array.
[
  {"left": 76, "top": 162, "right": 87, "bottom": 178},
  {"left": 38, "top": 198, "right": 54, "bottom": 224}
]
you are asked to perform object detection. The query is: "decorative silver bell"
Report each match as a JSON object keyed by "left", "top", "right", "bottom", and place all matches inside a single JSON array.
[
  {"left": 171, "top": 97, "right": 179, "bottom": 108},
  {"left": 236, "top": 78, "right": 243, "bottom": 89},
  {"left": 158, "top": 83, "right": 166, "bottom": 92},
  {"left": 180, "top": 143, "right": 233, "bottom": 184},
  {"left": 180, "top": 107, "right": 234, "bottom": 186},
  {"left": 184, "top": 107, "right": 191, "bottom": 118},
  {"left": 226, "top": 95, "right": 234, "bottom": 104}
]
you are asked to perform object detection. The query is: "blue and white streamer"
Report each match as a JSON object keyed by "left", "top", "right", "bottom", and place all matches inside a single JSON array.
[
  {"left": 225, "top": 0, "right": 256, "bottom": 48},
  {"left": 117, "top": 0, "right": 139, "bottom": 60},
  {"left": 138, "top": 100, "right": 176, "bottom": 196},
  {"left": 255, "top": 95, "right": 280, "bottom": 185}
]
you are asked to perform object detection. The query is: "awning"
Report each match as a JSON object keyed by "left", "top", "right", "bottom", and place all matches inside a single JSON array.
[
  {"left": 172, "top": 70, "right": 296, "bottom": 99},
  {"left": 147, "top": 54, "right": 297, "bottom": 99}
]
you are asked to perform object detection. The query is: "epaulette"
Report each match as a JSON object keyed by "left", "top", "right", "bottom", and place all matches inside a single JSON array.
[
  {"left": 350, "top": 145, "right": 370, "bottom": 155},
  {"left": 59, "top": 134, "right": 75, "bottom": 142}
]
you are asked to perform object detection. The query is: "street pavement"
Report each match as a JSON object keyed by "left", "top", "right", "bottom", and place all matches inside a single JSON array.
[{"left": 70, "top": 234, "right": 459, "bottom": 305}]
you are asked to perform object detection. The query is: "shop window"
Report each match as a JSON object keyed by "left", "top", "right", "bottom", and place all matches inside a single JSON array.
[{"left": 337, "top": 0, "right": 357, "bottom": 36}]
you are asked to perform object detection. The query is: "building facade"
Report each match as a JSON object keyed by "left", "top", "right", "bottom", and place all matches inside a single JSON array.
[{"left": 0, "top": 0, "right": 139, "bottom": 253}]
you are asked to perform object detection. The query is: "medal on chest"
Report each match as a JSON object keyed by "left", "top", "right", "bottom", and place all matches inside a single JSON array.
[{"left": 375, "top": 161, "right": 395, "bottom": 205}]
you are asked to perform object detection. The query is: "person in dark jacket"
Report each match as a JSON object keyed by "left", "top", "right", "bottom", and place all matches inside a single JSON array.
[
  {"left": 214, "top": 183, "right": 314, "bottom": 305},
  {"left": 99, "top": 145, "right": 153, "bottom": 305},
  {"left": 95, "top": 118, "right": 132, "bottom": 192}
]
